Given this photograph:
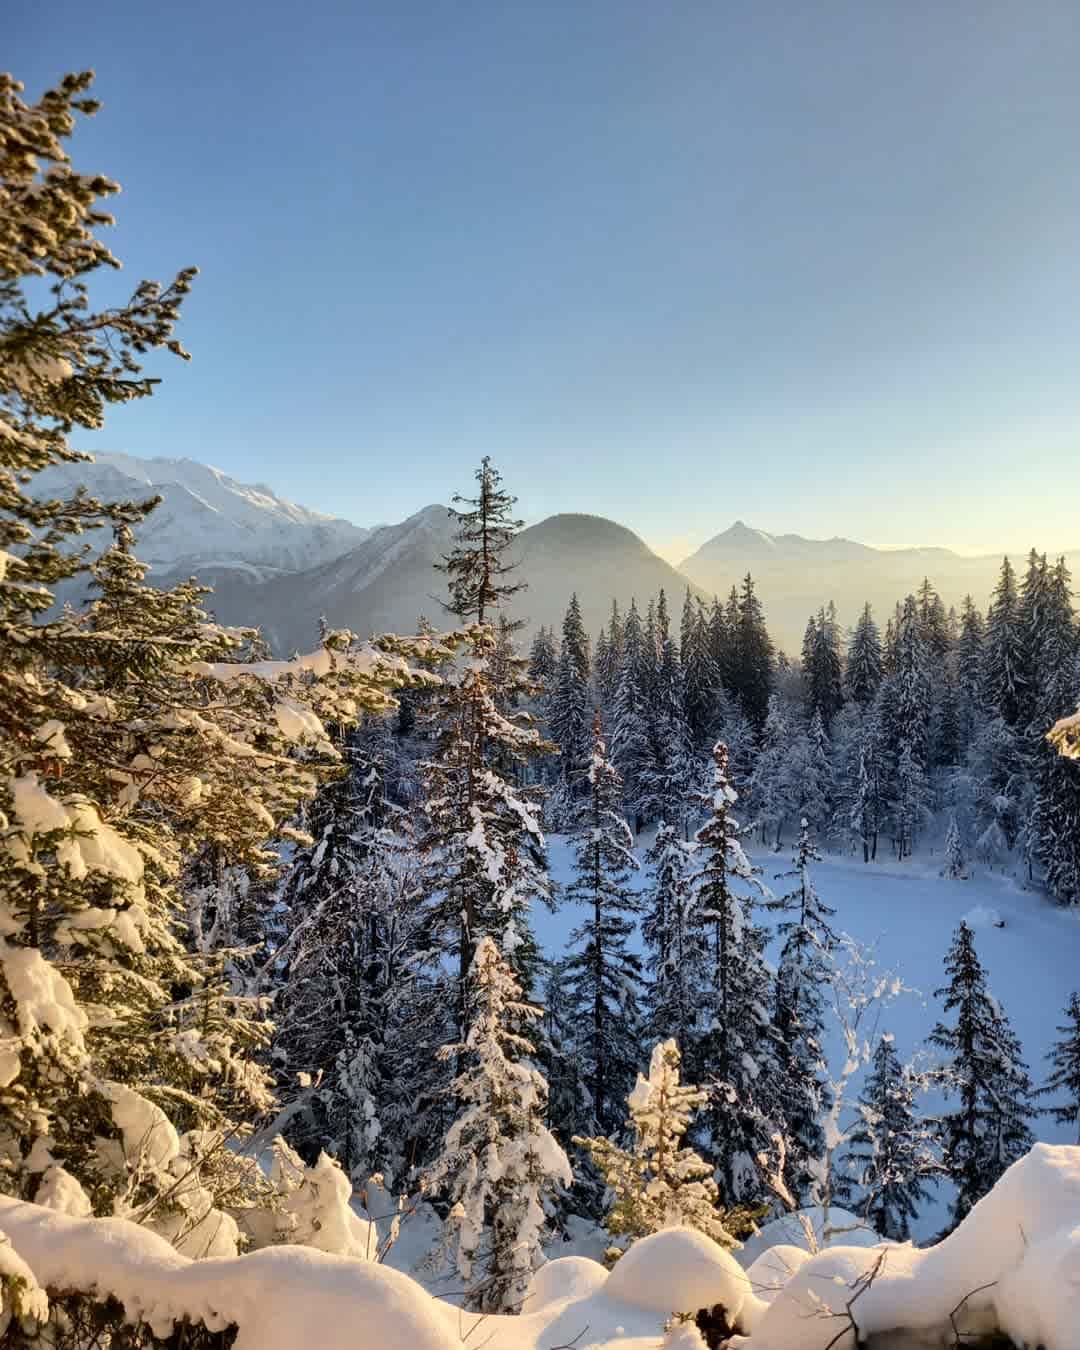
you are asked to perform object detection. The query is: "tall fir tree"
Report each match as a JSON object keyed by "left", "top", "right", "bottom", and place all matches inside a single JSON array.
[
  {"left": 769, "top": 822, "right": 837, "bottom": 1199},
  {"left": 731, "top": 573, "right": 774, "bottom": 731},
  {"left": 982, "top": 556, "right": 1026, "bottom": 727},
  {"left": 929, "top": 922, "right": 1035, "bottom": 1228},
  {"left": 563, "top": 713, "right": 643, "bottom": 1134},
  {"left": 846, "top": 603, "right": 883, "bottom": 708},
  {"left": 421, "top": 938, "right": 570, "bottom": 1313},
  {"left": 847, "top": 1039, "right": 937, "bottom": 1240},
  {"left": 691, "top": 743, "right": 778, "bottom": 1204},
  {"left": 1038, "top": 992, "right": 1080, "bottom": 1143},
  {"left": 549, "top": 592, "right": 593, "bottom": 789},
  {"left": 643, "top": 822, "right": 703, "bottom": 1052}
]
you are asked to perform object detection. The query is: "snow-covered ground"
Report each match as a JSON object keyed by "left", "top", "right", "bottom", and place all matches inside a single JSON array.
[
  {"left": 533, "top": 828, "right": 1080, "bottom": 1239},
  {"left": 5, "top": 1144, "right": 1080, "bottom": 1349}
]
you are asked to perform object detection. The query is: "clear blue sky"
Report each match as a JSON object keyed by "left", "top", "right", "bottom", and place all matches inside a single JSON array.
[{"left": 10, "top": 1, "right": 1080, "bottom": 560}]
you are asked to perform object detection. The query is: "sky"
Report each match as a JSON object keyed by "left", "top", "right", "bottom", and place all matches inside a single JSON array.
[{"left": 10, "top": 1, "right": 1080, "bottom": 562}]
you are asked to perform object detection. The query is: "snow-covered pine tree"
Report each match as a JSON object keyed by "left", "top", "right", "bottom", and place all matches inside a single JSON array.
[
  {"left": 595, "top": 600, "right": 624, "bottom": 711},
  {"left": 575, "top": 1039, "right": 756, "bottom": 1256},
  {"left": 563, "top": 712, "right": 643, "bottom": 1133},
  {"left": 847, "top": 1038, "right": 937, "bottom": 1240},
  {"left": 846, "top": 604, "right": 884, "bottom": 707},
  {"left": 730, "top": 574, "right": 774, "bottom": 730},
  {"left": 420, "top": 460, "right": 554, "bottom": 1034},
  {"left": 691, "top": 743, "right": 778, "bottom": 1205},
  {"left": 0, "top": 73, "right": 431, "bottom": 1234},
  {"left": 639, "top": 591, "right": 696, "bottom": 833},
  {"left": 890, "top": 741, "right": 932, "bottom": 861},
  {"left": 768, "top": 822, "right": 837, "bottom": 1198},
  {"left": 421, "top": 937, "right": 571, "bottom": 1313},
  {"left": 528, "top": 625, "right": 558, "bottom": 691},
  {"left": 982, "top": 556, "right": 1026, "bottom": 727},
  {"left": 955, "top": 595, "right": 985, "bottom": 749},
  {"left": 643, "top": 822, "right": 703, "bottom": 1051},
  {"left": 942, "top": 814, "right": 966, "bottom": 879},
  {"left": 748, "top": 693, "right": 794, "bottom": 846},
  {"left": 804, "top": 605, "right": 844, "bottom": 731},
  {"left": 611, "top": 598, "right": 652, "bottom": 829},
  {"left": 681, "top": 589, "right": 718, "bottom": 750},
  {"left": 929, "top": 921, "right": 1036, "bottom": 1228},
  {"left": 1028, "top": 558, "right": 1080, "bottom": 902},
  {"left": 1038, "top": 992, "right": 1080, "bottom": 1143},
  {"left": 787, "top": 709, "right": 835, "bottom": 839},
  {"left": 549, "top": 593, "right": 593, "bottom": 789}
]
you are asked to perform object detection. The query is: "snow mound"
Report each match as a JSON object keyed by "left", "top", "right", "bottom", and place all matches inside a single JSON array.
[
  {"left": 963, "top": 903, "right": 1004, "bottom": 928},
  {"left": 742, "top": 1244, "right": 811, "bottom": 1303},
  {"left": 0, "top": 1198, "right": 455, "bottom": 1350},
  {"left": 750, "top": 1143, "right": 1080, "bottom": 1350},
  {"left": 605, "top": 1225, "right": 750, "bottom": 1318},
  {"left": 525, "top": 1254, "right": 607, "bottom": 1312},
  {"left": 736, "top": 1206, "right": 879, "bottom": 1268}
]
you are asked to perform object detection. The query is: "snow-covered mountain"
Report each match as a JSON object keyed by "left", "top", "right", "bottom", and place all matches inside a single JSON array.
[
  {"left": 33, "top": 451, "right": 370, "bottom": 574},
  {"left": 187, "top": 509, "right": 701, "bottom": 655}
]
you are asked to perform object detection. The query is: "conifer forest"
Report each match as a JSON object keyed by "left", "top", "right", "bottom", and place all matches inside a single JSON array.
[{"left": 3, "top": 56, "right": 1080, "bottom": 1350}]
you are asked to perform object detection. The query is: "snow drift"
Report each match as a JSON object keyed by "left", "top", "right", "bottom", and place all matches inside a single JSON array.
[{"left": 1, "top": 1144, "right": 1079, "bottom": 1349}]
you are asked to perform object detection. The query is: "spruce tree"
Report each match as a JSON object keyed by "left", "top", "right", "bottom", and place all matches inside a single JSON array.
[
  {"left": 942, "top": 814, "right": 966, "bottom": 879},
  {"left": 549, "top": 592, "right": 593, "bottom": 788},
  {"left": 846, "top": 603, "right": 883, "bottom": 707},
  {"left": 419, "top": 462, "right": 554, "bottom": 1035},
  {"left": 0, "top": 73, "right": 427, "bottom": 1231},
  {"left": 955, "top": 595, "right": 985, "bottom": 748},
  {"left": 563, "top": 713, "right": 643, "bottom": 1134},
  {"left": 692, "top": 743, "right": 778, "bottom": 1204},
  {"left": 929, "top": 922, "right": 1035, "bottom": 1227},
  {"left": 731, "top": 573, "right": 774, "bottom": 730},
  {"left": 982, "top": 556, "right": 1026, "bottom": 727},
  {"left": 422, "top": 938, "right": 571, "bottom": 1313},
  {"left": 1038, "top": 992, "right": 1080, "bottom": 1143},
  {"left": 848, "top": 1039, "right": 937, "bottom": 1240},
  {"left": 769, "top": 822, "right": 837, "bottom": 1198},
  {"left": 643, "top": 822, "right": 703, "bottom": 1050},
  {"left": 576, "top": 1040, "right": 754, "bottom": 1254},
  {"left": 611, "top": 598, "right": 651, "bottom": 828},
  {"left": 437, "top": 456, "right": 525, "bottom": 628},
  {"left": 748, "top": 693, "right": 794, "bottom": 847}
]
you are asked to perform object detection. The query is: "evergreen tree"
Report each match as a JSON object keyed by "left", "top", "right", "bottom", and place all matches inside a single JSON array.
[
  {"left": 611, "top": 599, "right": 651, "bottom": 828},
  {"left": 643, "top": 822, "right": 703, "bottom": 1051},
  {"left": 639, "top": 591, "right": 696, "bottom": 832},
  {"left": 805, "top": 604, "right": 845, "bottom": 730},
  {"left": 891, "top": 741, "right": 932, "bottom": 860},
  {"left": 846, "top": 604, "right": 883, "bottom": 707},
  {"left": 419, "top": 464, "right": 554, "bottom": 1036},
  {"left": 787, "top": 709, "right": 835, "bottom": 838},
  {"left": 848, "top": 1039, "right": 937, "bottom": 1240},
  {"left": 437, "top": 456, "right": 525, "bottom": 628},
  {"left": 563, "top": 713, "right": 643, "bottom": 1134},
  {"left": 929, "top": 922, "right": 1035, "bottom": 1227},
  {"left": 549, "top": 593, "right": 593, "bottom": 788},
  {"left": 0, "top": 76, "right": 428, "bottom": 1232},
  {"left": 527, "top": 625, "right": 558, "bottom": 692},
  {"left": 595, "top": 601, "right": 624, "bottom": 710},
  {"left": 982, "top": 556, "right": 1026, "bottom": 727},
  {"left": 682, "top": 590, "right": 718, "bottom": 749},
  {"left": 1038, "top": 992, "right": 1080, "bottom": 1143},
  {"left": 730, "top": 574, "right": 774, "bottom": 730},
  {"left": 749, "top": 693, "right": 794, "bottom": 847},
  {"left": 691, "top": 743, "right": 778, "bottom": 1204},
  {"left": 769, "top": 823, "right": 837, "bottom": 1198},
  {"left": 942, "top": 814, "right": 966, "bottom": 879},
  {"left": 422, "top": 938, "right": 571, "bottom": 1312},
  {"left": 576, "top": 1040, "right": 755, "bottom": 1255},
  {"left": 955, "top": 595, "right": 985, "bottom": 747}
]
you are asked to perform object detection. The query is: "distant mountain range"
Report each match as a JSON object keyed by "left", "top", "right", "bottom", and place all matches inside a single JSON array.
[
  {"left": 37, "top": 454, "right": 1078, "bottom": 654},
  {"left": 34, "top": 452, "right": 370, "bottom": 574}
]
